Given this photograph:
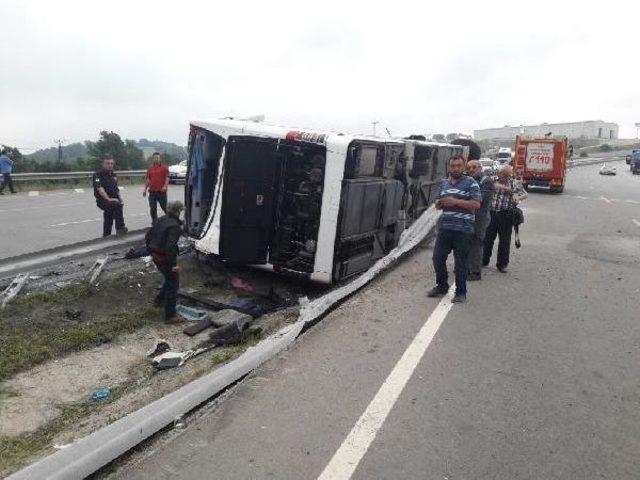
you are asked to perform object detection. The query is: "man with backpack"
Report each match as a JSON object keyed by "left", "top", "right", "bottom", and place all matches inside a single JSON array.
[{"left": 145, "top": 201, "right": 184, "bottom": 324}]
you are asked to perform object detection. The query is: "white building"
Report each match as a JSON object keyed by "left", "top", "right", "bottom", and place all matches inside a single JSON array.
[{"left": 474, "top": 120, "right": 619, "bottom": 141}]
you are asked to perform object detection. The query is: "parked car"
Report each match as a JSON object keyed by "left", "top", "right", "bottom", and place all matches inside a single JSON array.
[
  {"left": 479, "top": 158, "right": 497, "bottom": 175},
  {"left": 629, "top": 149, "right": 640, "bottom": 170},
  {"left": 169, "top": 160, "right": 187, "bottom": 184},
  {"left": 599, "top": 163, "right": 617, "bottom": 176}
]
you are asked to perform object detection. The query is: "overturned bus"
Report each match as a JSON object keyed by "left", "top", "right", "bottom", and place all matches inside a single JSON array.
[{"left": 184, "top": 119, "right": 466, "bottom": 284}]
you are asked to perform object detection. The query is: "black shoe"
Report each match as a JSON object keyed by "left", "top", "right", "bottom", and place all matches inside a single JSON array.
[
  {"left": 452, "top": 293, "right": 467, "bottom": 303},
  {"left": 427, "top": 286, "right": 448, "bottom": 298},
  {"left": 116, "top": 227, "right": 129, "bottom": 235},
  {"left": 497, "top": 266, "right": 508, "bottom": 273},
  {"left": 467, "top": 272, "right": 481, "bottom": 281}
]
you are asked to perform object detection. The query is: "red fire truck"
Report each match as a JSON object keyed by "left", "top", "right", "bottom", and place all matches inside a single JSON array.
[{"left": 513, "top": 136, "right": 569, "bottom": 193}]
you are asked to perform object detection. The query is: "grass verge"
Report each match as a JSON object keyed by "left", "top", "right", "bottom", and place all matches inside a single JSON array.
[{"left": 0, "top": 280, "right": 158, "bottom": 382}]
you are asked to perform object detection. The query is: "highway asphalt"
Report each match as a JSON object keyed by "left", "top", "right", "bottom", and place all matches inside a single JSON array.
[
  {"left": 110, "top": 160, "right": 640, "bottom": 479},
  {"left": 0, "top": 184, "right": 184, "bottom": 259}
]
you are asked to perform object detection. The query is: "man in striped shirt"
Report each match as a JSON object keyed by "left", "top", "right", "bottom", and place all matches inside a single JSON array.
[
  {"left": 483, "top": 165, "right": 527, "bottom": 272},
  {"left": 427, "top": 155, "right": 481, "bottom": 303}
]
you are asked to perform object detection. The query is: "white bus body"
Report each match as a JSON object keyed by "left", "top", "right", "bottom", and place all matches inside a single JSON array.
[{"left": 185, "top": 119, "right": 466, "bottom": 284}]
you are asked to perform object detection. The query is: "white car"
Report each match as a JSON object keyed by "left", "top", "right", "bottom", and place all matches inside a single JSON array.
[
  {"left": 599, "top": 163, "right": 617, "bottom": 176},
  {"left": 479, "top": 158, "right": 497, "bottom": 175},
  {"left": 169, "top": 160, "right": 187, "bottom": 184}
]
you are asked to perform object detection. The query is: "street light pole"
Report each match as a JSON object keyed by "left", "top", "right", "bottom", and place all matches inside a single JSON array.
[
  {"left": 53, "top": 139, "right": 66, "bottom": 162},
  {"left": 372, "top": 120, "right": 379, "bottom": 137}
]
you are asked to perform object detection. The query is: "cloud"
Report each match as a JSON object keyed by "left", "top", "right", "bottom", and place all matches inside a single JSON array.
[{"left": 1, "top": 0, "right": 639, "bottom": 150}]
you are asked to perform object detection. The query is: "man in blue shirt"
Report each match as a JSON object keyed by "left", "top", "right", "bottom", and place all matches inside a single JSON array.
[
  {"left": 466, "top": 159, "right": 495, "bottom": 280},
  {"left": 0, "top": 150, "right": 16, "bottom": 194},
  {"left": 427, "top": 155, "right": 481, "bottom": 303}
]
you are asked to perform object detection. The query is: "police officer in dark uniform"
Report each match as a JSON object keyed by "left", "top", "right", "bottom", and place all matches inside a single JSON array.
[
  {"left": 145, "top": 201, "right": 184, "bottom": 324},
  {"left": 93, "top": 157, "right": 128, "bottom": 237}
]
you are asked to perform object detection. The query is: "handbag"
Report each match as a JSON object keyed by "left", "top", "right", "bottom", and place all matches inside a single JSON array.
[{"left": 509, "top": 205, "right": 524, "bottom": 249}]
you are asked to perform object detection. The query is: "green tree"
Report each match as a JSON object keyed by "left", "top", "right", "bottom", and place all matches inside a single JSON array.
[{"left": 86, "top": 131, "right": 144, "bottom": 170}]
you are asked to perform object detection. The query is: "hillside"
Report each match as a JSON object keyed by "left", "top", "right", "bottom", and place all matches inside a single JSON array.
[{"left": 27, "top": 139, "right": 187, "bottom": 163}]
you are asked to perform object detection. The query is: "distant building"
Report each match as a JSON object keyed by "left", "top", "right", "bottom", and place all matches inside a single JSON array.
[{"left": 474, "top": 120, "right": 619, "bottom": 141}]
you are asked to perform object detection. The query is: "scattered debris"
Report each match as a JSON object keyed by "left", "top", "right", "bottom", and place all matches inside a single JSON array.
[
  {"left": 231, "top": 276, "right": 253, "bottom": 293},
  {"left": 206, "top": 318, "right": 262, "bottom": 347},
  {"left": 0, "top": 273, "right": 30, "bottom": 309},
  {"left": 146, "top": 340, "right": 171, "bottom": 358},
  {"left": 175, "top": 304, "right": 209, "bottom": 322},
  {"left": 231, "top": 297, "right": 263, "bottom": 317},
  {"left": 86, "top": 256, "right": 109, "bottom": 286},
  {"left": 210, "top": 309, "right": 253, "bottom": 328},
  {"left": 177, "top": 289, "right": 262, "bottom": 318},
  {"left": 151, "top": 351, "right": 186, "bottom": 370},
  {"left": 64, "top": 309, "right": 83, "bottom": 321},
  {"left": 151, "top": 347, "right": 210, "bottom": 370},
  {"left": 231, "top": 276, "right": 276, "bottom": 299},
  {"left": 91, "top": 388, "right": 111, "bottom": 401},
  {"left": 183, "top": 318, "right": 213, "bottom": 337},
  {"left": 173, "top": 415, "right": 187, "bottom": 430},
  {"left": 95, "top": 335, "right": 111, "bottom": 346},
  {"left": 124, "top": 245, "right": 150, "bottom": 260}
]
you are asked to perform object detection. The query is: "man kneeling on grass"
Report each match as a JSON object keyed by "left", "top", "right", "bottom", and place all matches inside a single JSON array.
[
  {"left": 427, "top": 155, "right": 481, "bottom": 303},
  {"left": 145, "top": 201, "right": 184, "bottom": 324}
]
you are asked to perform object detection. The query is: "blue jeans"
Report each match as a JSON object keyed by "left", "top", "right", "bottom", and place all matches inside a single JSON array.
[{"left": 432, "top": 228, "right": 471, "bottom": 295}]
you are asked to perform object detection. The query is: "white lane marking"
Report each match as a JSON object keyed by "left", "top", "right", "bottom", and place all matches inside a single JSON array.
[
  {"left": 0, "top": 202, "right": 77, "bottom": 214},
  {"left": 28, "top": 191, "right": 39, "bottom": 197},
  {"left": 74, "top": 188, "right": 84, "bottom": 193},
  {"left": 48, "top": 212, "right": 147, "bottom": 227},
  {"left": 50, "top": 218, "right": 100, "bottom": 227},
  {"left": 625, "top": 199, "right": 640, "bottom": 205},
  {"left": 317, "top": 288, "right": 456, "bottom": 480},
  {"left": 600, "top": 196, "right": 612, "bottom": 204},
  {"left": 633, "top": 219, "right": 640, "bottom": 228},
  {"left": 575, "top": 195, "right": 587, "bottom": 199}
]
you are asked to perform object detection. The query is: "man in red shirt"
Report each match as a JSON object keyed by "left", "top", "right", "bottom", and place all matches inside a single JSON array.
[{"left": 143, "top": 152, "right": 169, "bottom": 223}]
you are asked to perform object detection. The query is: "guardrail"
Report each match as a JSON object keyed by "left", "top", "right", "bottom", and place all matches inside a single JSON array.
[{"left": 12, "top": 170, "right": 146, "bottom": 182}]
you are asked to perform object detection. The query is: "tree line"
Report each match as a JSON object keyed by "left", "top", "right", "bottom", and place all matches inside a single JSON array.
[{"left": 3, "top": 131, "right": 185, "bottom": 173}]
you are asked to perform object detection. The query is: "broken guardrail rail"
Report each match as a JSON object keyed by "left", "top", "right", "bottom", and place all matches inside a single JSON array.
[
  {"left": 7, "top": 206, "right": 441, "bottom": 480},
  {"left": 0, "top": 229, "right": 147, "bottom": 281}
]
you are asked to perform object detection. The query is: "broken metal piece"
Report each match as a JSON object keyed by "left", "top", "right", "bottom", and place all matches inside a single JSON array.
[
  {"left": 0, "top": 273, "right": 29, "bottom": 309},
  {"left": 151, "top": 347, "right": 211, "bottom": 370},
  {"left": 210, "top": 309, "right": 253, "bottom": 328},
  {"left": 177, "top": 289, "right": 261, "bottom": 318},
  {"left": 183, "top": 318, "right": 213, "bottom": 337},
  {"left": 86, "top": 256, "right": 109, "bottom": 286}
]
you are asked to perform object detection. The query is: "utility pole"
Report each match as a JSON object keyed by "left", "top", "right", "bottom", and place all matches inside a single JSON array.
[
  {"left": 54, "top": 139, "right": 66, "bottom": 162},
  {"left": 372, "top": 120, "right": 379, "bottom": 137}
]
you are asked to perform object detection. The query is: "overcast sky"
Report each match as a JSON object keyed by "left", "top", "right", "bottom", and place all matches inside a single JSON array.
[{"left": 1, "top": 0, "right": 639, "bottom": 151}]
